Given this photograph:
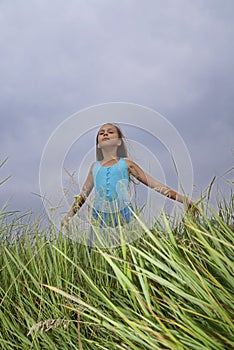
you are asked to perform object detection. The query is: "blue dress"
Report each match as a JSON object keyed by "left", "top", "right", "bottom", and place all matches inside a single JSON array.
[{"left": 91, "top": 157, "right": 134, "bottom": 228}]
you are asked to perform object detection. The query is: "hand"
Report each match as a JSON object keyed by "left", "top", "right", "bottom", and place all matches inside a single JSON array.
[
  {"left": 61, "top": 216, "right": 71, "bottom": 233},
  {"left": 187, "top": 201, "right": 201, "bottom": 217}
]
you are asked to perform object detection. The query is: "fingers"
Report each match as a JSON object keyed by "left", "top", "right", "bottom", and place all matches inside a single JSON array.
[
  {"left": 61, "top": 217, "right": 71, "bottom": 233},
  {"left": 187, "top": 202, "right": 201, "bottom": 217}
]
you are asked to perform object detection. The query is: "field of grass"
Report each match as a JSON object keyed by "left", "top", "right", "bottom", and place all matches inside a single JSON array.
[
  {"left": 0, "top": 157, "right": 233, "bottom": 350},
  {"left": 0, "top": 188, "right": 233, "bottom": 350}
]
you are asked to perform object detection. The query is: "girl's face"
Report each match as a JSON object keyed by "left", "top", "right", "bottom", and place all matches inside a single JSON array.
[{"left": 97, "top": 124, "right": 121, "bottom": 149}]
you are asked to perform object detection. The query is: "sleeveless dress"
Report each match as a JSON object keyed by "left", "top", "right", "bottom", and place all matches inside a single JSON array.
[{"left": 91, "top": 157, "right": 134, "bottom": 227}]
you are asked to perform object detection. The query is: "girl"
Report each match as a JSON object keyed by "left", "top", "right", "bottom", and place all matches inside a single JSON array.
[{"left": 62, "top": 123, "right": 198, "bottom": 233}]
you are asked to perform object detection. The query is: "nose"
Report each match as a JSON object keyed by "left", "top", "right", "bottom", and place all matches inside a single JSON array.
[{"left": 103, "top": 131, "right": 108, "bottom": 136}]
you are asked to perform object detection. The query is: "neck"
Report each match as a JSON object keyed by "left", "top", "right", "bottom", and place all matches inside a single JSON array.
[{"left": 101, "top": 147, "right": 118, "bottom": 162}]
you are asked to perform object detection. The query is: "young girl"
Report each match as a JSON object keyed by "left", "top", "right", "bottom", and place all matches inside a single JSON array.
[{"left": 62, "top": 123, "right": 198, "bottom": 237}]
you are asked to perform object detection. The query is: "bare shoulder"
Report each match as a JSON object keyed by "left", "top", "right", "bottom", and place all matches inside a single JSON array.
[
  {"left": 124, "top": 157, "right": 134, "bottom": 167},
  {"left": 124, "top": 158, "right": 148, "bottom": 182},
  {"left": 89, "top": 161, "right": 96, "bottom": 172},
  {"left": 85, "top": 161, "right": 95, "bottom": 177},
  {"left": 124, "top": 158, "right": 139, "bottom": 168},
  {"left": 124, "top": 158, "right": 141, "bottom": 176}
]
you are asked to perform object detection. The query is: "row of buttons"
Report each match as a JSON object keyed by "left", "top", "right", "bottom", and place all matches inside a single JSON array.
[{"left": 106, "top": 167, "right": 111, "bottom": 199}]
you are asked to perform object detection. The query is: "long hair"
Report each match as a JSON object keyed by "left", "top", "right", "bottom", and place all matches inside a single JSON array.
[{"left": 96, "top": 123, "right": 128, "bottom": 161}]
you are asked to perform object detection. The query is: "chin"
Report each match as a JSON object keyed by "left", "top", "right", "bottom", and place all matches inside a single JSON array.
[{"left": 99, "top": 139, "right": 118, "bottom": 148}]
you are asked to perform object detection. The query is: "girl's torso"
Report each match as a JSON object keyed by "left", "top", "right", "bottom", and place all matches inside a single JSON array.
[{"left": 92, "top": 157, "right": 131, "bottom": 212}]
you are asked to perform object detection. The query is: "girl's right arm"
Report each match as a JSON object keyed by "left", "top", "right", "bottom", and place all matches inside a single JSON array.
[{"left": 61, "top": 163, "right": 94, "bottom": 226}]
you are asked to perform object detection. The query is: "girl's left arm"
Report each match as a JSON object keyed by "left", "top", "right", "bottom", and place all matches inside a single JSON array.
[{"left": 126, "top": 159, "right": 195, "bottom": 209}]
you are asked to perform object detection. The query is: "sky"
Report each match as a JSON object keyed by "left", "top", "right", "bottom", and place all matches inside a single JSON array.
[{"left": 0, "top": 0, "right": 233, "bottom": 220}]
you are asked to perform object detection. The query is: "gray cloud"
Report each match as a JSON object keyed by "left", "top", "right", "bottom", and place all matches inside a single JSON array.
[{"left": 0, "top": 0, "right": 233, "bottom": 214}]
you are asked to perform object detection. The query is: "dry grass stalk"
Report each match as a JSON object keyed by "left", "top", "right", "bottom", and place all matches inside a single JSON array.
[{"left": 27, "top": 318, "right": 70, "bottom": 336}]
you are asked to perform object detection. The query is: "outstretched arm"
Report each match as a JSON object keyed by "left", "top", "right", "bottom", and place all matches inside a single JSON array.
[
  {"left": 126, "top": 159, "right": 194, "bottom": 208},
  {"left": 62, "top": 163, "right": 94, "bottom": 225}
]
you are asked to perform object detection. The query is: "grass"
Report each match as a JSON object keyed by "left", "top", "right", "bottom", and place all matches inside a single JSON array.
[
  {"left": 0, "top": 159, "right": 233, "bottom": 349},
  {"left": 0, "top": 192, "right": 233, "bottom": 350}
]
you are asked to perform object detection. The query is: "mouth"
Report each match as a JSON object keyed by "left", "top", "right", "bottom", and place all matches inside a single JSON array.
[{"left": 102, "top": 137, "right": 110, "bottom": 141}]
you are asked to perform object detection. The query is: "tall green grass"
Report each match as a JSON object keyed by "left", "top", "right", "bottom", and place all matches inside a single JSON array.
[
  {"left": 0, "top": 158, "right": 233, "bottom": 349},
  {"left": 0, "top": 191, "right": 233, "bottom": 350}
]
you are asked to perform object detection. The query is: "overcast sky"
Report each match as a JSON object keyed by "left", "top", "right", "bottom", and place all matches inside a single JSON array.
[{"left": 1, "top": 0, "right": 233, "bottom": 218}]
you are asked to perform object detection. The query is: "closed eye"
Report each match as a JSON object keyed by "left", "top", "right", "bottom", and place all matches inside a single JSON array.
[{"left": 99, "top": 130, "right": 114, "bottom": 135}]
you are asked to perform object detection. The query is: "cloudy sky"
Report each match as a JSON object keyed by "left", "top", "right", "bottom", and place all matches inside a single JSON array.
[{"left": 1, "top": 0, "right": 233, "bottom": 218}]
